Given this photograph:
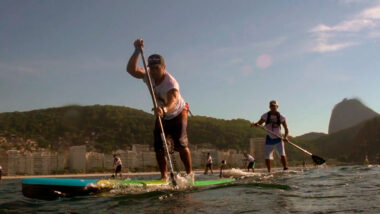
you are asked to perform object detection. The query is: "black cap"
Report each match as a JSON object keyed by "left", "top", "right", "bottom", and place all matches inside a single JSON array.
[{"left": 148, "top": 54, "right": 165, "bottom": 66}]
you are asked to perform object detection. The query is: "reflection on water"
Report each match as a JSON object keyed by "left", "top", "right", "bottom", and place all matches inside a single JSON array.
[{"left": 0, "top": 165, "right": 379, "bottom": 213}]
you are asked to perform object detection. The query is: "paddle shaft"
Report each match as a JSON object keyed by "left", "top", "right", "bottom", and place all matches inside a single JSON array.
[
  {"left": 140, "top": 48, "right": 176, "bottom": 183},
  {"left": 258, "top": 125, "right": 313, "bottom": 156}
]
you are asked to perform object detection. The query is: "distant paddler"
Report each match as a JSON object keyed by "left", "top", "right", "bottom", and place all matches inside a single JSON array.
[
  {"left": 204, "top": 152, "right": 213, "bottom": 175},
  {"left": 0, "top": 165, "right": 2, "bottom": 184},
  {"left": 113, "top": 154, "right": 123, "bottom": 178},
  {"left": 126, "top": 39, "right": 193, "bottom": 180},
  {"left": 244, "top": 153, "right": 256, "bottom": 172},
  {"left": 251, "top": 100, "right": 289, "bottom": 172},
  {"left": 219, "top": 160, "right": 227, "bottom": 178}
]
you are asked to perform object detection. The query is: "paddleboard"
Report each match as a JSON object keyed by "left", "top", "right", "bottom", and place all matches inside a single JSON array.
[{"left": 22, "top": 177, "right": 235, "bottom": 199}]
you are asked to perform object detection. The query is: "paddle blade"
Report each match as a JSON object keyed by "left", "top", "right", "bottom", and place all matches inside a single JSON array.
[{"left": 311, "top": 155, "right": 325, "bottom": 165}]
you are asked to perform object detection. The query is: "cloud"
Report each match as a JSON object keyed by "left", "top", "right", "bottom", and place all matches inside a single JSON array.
[
  {"left": 360, "top": 5, "right": 380, "bottom": 19},
  {"left": 256, "top": 54, "right": 273, "bottom": 69},
  {"left": 312, "top": 42, "right": 358, "bottom": 52},
  {"left": 309, "top": 4, "right": 380, "bottom": 53},
  {"left": 311, "top": 19, "right": 375, "bottom": 33},
  {"left": 338, "top": 0, "right": 371, "bottom": 6}
]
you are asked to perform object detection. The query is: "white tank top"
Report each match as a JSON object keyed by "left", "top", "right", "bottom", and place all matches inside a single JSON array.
[
  {"left": 207, "top": 156, "right": 213, "bottom": 164},
  {"left": 247, "top": 155, "right": 255, "bottom": 162},
  {"left": 144, "top": 71, "right": 186, "bottom": 120}
]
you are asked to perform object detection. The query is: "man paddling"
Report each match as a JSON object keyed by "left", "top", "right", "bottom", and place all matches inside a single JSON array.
[
  {"left": 219, "top": 160, "right": 227, "bottom": 178},
  {"left": 204, "top": 152, "right": 213, "bottom": 175},
  {"left": 251, "top": 100, "right": 289, "bottom": 172},
  {"left": 113, "top": 154, "right": 122, "bottom": 178},
  {"left": 126, "top": 39, "right": 193, "bottom": 180},
  {"left": 244, "top": 153, "right": 255, "bottom": 172},
  {"left": 0, "top": 165, "right": 2, "bottom": 184}
]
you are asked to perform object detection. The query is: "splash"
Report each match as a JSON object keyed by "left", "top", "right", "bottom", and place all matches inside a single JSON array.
[
  {"left": 95, "top": 173, "right": 195, "bottom": 196},
  {"left": 222, "top": 168, "right": 263, "bottom": 178},
  {"left": 173, "top": 173, "right": 194, "bottom": 189}
]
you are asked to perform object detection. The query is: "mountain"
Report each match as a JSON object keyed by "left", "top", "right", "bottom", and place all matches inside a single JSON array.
[
  {"left": 295, "top": 132, "right": 327, "bottom": 141},
  {"left": 0, "top": 105, "right": 265, "bottom": 153},
  {"left": 328, "top": 98, "right": 379, "bottom": 134},
  {"left": 297, "top": 116, "right": 380, "bottom": 163}
]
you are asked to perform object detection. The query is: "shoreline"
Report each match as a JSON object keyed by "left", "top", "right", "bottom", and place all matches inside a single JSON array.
[
  {"left": 2, "top": 171, "right": 160, "bottom": 180},
  {"left": 1, "top": 166, "right": 308, "bottom": 180},
  {"left": 2, "top": 169, "right": 214, "bottom": 180}
]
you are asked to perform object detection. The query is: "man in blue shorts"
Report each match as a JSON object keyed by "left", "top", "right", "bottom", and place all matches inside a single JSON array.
[{"left": 251, "top": 100, "right": 289, "bottom": 172}]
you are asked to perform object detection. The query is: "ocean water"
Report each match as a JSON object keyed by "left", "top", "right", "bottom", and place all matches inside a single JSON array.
[{"left": 0, "top": 165, "right": 379, "bottom": 214}]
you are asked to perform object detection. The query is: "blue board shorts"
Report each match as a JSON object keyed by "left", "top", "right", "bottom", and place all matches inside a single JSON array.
[{"left": 265, "top": 135, "right": 286, "bottom": 159}]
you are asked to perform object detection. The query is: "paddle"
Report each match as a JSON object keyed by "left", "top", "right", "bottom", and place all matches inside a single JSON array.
[
  {"left": 255, "top": 125, "right": 325, "bottom": 165},
  {"left": 139, "top": 47, "right": 177, "bottom": 186}
]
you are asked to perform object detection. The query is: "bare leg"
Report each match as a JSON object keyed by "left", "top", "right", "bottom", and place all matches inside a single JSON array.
[
  {"left": 281, "top": 155, "right": 288, "bottom": 169},
  {"left": 178, "top": 147, "right": 192, "bottom": 174},
  {"left": 210, "top": 165, "right": 213, "bottom": 174},
  {"left": 266, "top": 159, "right": 271, "bottom": 172},
  {"left": 156, "top": 151, "right": 168, "bottom": 179}
]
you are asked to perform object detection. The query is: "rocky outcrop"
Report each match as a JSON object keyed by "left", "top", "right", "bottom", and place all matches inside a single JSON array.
[{"left": 328, "top": 98, "right": 379, "bottom": 134}]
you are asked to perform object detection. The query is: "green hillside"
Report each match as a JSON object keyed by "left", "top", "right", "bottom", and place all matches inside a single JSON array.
[
  {"left": 1, "top": 105, "right": 378, "bottom": 163},
  {"left": 0, "top": 105, "right": 266, "bottom": 152},
  {"left": 293, "top": 116, "right": 380, "bottom": 163}
]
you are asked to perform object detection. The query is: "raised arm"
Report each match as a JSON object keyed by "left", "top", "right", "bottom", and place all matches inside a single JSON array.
[{"left": 126, "top": 39, "right": 146, "bottom": 79}]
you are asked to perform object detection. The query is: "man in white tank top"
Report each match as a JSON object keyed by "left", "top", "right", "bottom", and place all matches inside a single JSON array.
[
  {"left": 251, "top": 100, "right": 289, "bottom": 173},
  {"left": 126, "top": 39, "right": 193, "bottom": 180}
]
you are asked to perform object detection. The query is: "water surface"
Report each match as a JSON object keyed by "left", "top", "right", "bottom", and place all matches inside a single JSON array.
[{"left": 0, "top": 165, "right": 379, "bottom": 213}]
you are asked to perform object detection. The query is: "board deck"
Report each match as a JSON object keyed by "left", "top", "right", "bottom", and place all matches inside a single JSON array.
[{"left": 22, "top": 177, "right": 235, "bottom": 199}]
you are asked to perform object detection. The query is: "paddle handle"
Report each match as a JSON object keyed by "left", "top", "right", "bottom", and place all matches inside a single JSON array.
[
  {"left": 140, "top": 48, "right": 176, "bottom": 183},
  {"left": 257, "top": 125, "right": 313, "bottom": 156}
]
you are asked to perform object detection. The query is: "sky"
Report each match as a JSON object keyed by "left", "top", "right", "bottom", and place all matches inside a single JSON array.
[{"left": 1, "top": 0, "right": 380, "bottom": 136}]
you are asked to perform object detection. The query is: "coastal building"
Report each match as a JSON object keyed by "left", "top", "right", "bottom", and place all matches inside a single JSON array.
[
  {"left": 86, "top": 152, "right": 105, "bottom": 170},
  {"left": 0, "top": 151, "right": 8, "bottom": 176},
  {"left": 1, "top": 144, "right": 250, "bottom": 176},
  {"left": 69, "top": 145, "right": 86, "bottom": 173},
  {"left": 131, "top": 144, "right": 150, "bottom": 152},
  {"left": 250, "top": 138, "right": 265, "bottom": 167}
]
